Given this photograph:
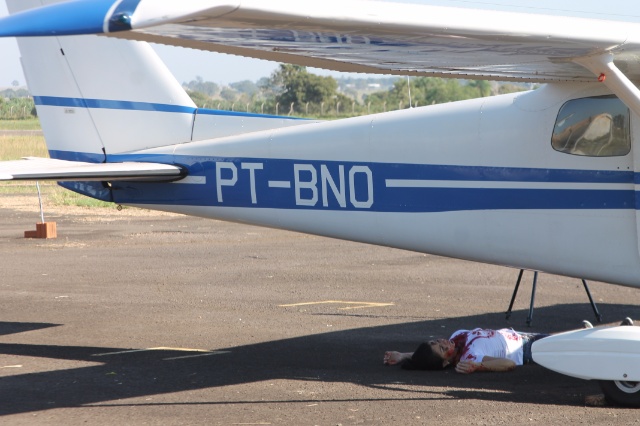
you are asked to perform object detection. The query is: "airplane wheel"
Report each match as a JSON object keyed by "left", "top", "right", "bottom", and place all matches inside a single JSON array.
[{"left": 599, "top": 380, "right": 640, "bottom": 407}]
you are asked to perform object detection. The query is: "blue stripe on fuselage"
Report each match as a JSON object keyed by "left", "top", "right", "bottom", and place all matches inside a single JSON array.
[
  {"left": 34, "top": 96, "right": 196, "bottom": 114},
  {"left": 33, "top": 96, "right": 307, "bottom": 120},
  {"left": 93, "top": 154, "right": 636, "bottom": 213}
]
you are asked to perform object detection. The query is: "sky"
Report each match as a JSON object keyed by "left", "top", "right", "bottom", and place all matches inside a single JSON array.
[{"left": 1, "top": 0, "right": 639, "bottom": 88}]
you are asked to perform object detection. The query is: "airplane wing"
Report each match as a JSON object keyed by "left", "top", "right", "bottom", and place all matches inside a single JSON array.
[
  {"left": 0, "top": 157, "right": 184, "bottom": 182},
  {"left": 3, "top": 0, "right": 640, "bottom": 83}
]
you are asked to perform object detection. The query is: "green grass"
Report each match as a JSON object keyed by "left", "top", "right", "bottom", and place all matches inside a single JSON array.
[
  {"left": 0, "top": 182, "right": 56, "bottom": 194},
  {"left": 49, "top": 189, "right": 116, "bottom": 208},
  {"left": 0, "top": 119, "right": 42, "bottom": 131},
  {"left": 0, "top": 133, "right": 49, "bottom": 160},
  {"left": 0, "top": 126, "right": 117, "bottom": 208},
  {"left": 1, "top": 182, "right": 119, "bottom": 209}
]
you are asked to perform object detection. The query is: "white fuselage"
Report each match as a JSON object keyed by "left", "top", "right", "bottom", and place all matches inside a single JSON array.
[{"left": 118, "top": 82, "right": 640, "bottom": 288}]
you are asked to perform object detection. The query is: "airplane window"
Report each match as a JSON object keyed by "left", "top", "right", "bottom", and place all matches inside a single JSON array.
[{"left": 551, "top": 96, "right": 630, "bottom": 157}]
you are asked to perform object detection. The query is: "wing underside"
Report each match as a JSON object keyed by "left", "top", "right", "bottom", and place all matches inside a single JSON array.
[
  {"left": 101, "top": 1, "right": 640, "bottom": 83},
  {"left": 4, "top": 0, "right": 640, "bottom": 83}
]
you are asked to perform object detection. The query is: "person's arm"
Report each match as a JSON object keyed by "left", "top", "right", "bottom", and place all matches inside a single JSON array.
[
  {"left": 455, "top": 356, "right": 516, "bottom": 374},
  {"left": 383, "top": 351, "right": 413, "bottom": 366}
]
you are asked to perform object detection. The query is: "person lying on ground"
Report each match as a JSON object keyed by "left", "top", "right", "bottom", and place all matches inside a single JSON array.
[
  {"left": 384, "top": 318, "right": 634, "bottom": 373},
  {"left": 383, "top": 327, "right": 549, "bottom": 373},
  {"left": 383, "top": 318, "right": 634, "bottom": 406}
]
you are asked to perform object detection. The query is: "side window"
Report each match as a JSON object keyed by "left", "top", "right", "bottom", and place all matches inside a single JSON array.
[{"left": 552, "top": 96, "right": 630, "bottom": 157}]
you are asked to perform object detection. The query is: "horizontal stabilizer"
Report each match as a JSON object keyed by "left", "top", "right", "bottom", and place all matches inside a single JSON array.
[{"left": 0, "top": 157, "right": 184, "bottom": 182}]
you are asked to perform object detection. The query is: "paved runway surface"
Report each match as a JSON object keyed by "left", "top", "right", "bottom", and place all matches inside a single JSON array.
[{"left": 1, "top": 193, "right": 640, "bottom": 424}]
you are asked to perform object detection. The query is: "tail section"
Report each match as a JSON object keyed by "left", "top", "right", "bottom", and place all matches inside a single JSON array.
[
  {"left": 10, "top": 0, "right": 317, "bottom": 166},
  {"left": 10, "top": 0, "right": 196, "bottom": 163}
]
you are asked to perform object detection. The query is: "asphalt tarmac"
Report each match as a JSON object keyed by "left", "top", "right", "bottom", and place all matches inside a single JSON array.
[{"left": 1, "top": 193, "right": 640, "bottom": 425}]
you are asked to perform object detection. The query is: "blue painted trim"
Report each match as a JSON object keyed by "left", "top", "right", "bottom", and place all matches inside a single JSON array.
[
  {"left": 108, "top": 0, "right": 142, "bottom": 32},
  {"left": 381, "top": 163, "right": 633, "bottom": 184},
  {"left": 52, "top": 150, "right": 638, "bottom": 184},
  {"left": 48, "top": 151, "right": 635, "bottom": 213},
  {"left": 197, "top": 108, "right": 309, "bottom": 120},
  {"left": 49, "top": 150, "right": 105, "bottom": 163},
  {"left": 60, "top": 181, "right": 113, "bottom": 202},
  {"left": 0, "top": 0, "right": 116, "bottom": 37},
  {"left": 34, "top": 96, "right": 196, "bottom": 114},
  {"left": 101, "top": 152, "right": 634, "bottom": 184},
  {"left": 34, "top": 96, "right": 305, "bottom": 120}
]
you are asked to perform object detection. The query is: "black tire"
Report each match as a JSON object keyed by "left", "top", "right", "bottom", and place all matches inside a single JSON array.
[{"left": 599, "top": 380, "right": 640, "bottom": 407}]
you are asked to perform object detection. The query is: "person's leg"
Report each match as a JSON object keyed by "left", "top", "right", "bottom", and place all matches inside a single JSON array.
[
  {"left": 518, "top": 332, "right": 551, "bottom": 364},
  {"left": 383, "top": 351, "right": 413, "bottom": 365}
]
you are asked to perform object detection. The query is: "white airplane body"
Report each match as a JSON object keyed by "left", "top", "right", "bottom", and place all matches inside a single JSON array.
[{"left": 1, "top": 0, "right": 640, "bottom": 406}]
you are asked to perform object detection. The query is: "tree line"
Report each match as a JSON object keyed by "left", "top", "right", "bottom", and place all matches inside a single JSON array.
[
  {"left": 184, "top": 64, "right": 531, "bottom": 118},
  {"left": 0, "top": 94, "right": 36, "bottom": 120},
  {"left": 0, "top": 64, "right": 531, "bottom": 120}
]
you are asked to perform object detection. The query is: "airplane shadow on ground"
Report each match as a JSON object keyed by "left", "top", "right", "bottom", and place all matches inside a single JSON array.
[
  {"left": 1, "top": 303, "right": 639, "bottom": 416},
  {"left": 0, "top": 322, "right": 61, "bottom": 336}
]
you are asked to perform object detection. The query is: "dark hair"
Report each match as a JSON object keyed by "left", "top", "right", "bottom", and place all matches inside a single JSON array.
[{"left": 401, "top": 342, "right": 447, "bottom": 370}]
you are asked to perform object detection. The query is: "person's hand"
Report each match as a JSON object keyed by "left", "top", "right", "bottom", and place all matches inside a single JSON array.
[
  {"left": 455, "top": 360, "right": 480, "bottom": 374},
  {"left": 383, "top": 351, "right": 403, "bottom": 366}
]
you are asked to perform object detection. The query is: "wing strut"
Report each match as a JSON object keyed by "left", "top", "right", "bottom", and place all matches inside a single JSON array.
[{"left": 574, "top": 54, "right": 640, "bottom": 118}]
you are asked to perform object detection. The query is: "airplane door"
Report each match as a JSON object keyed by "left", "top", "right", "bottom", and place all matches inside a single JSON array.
[
  {"left": 631, "top": 112, "right": 640, "bottom": 256},
  {"left": 634, "top": 112, "right": 640, "bottom": 260}
]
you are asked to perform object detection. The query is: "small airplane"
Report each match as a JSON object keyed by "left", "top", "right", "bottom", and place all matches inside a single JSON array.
[{"left": 1, "top": 0, "right": 640, "bottom": 406}]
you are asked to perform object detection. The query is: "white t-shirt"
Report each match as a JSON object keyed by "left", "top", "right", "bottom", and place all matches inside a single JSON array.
[{"left": 451, "top": 328, "right": 524, "bottom": 365}]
